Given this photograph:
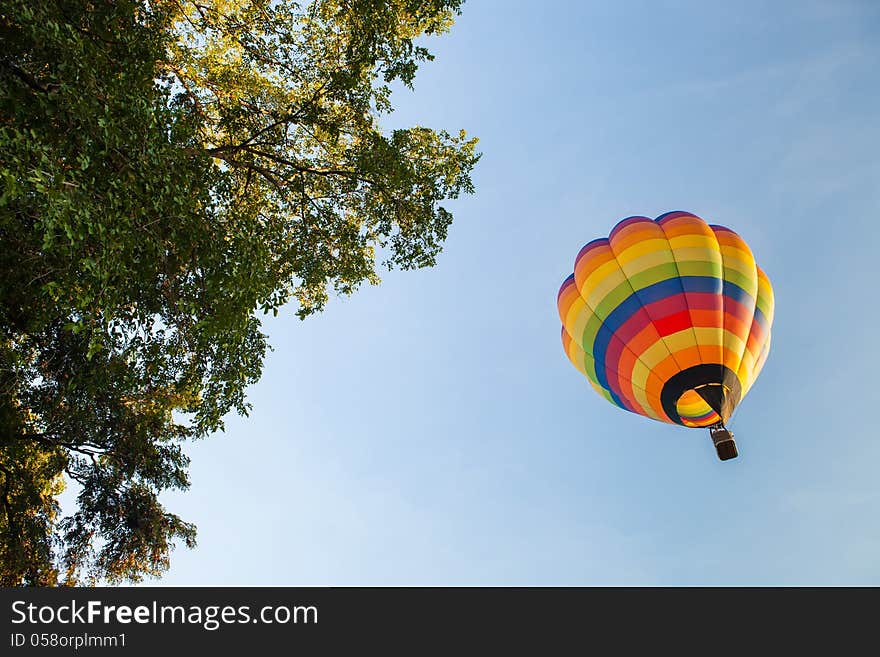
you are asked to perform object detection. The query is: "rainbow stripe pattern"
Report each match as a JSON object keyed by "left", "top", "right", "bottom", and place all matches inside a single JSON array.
[{"left": 557, "top": 211, "right": 774, "bottom": 428}]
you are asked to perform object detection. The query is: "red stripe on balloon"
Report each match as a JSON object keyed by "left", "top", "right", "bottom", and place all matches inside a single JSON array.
[{"left": 653, "top": 309, "right": 692, "bottom": 337}]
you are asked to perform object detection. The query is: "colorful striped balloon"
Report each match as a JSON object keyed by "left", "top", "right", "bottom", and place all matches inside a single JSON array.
[{"left": 557, "top": 211, "right": 774, "bottom": 440}]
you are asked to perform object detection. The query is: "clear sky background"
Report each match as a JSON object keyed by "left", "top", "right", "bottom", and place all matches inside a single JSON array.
[{"left": 154, "top": 0, "right": 880, "bottom": 585}]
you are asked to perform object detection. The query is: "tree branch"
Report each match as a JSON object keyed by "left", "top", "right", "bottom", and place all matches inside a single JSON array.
[{"left": 2, "top": 62, "right": 59, "bottom": 94}]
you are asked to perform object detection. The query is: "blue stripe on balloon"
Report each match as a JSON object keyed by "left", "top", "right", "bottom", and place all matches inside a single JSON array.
[
  {"left": 593, "top": 322, "right": 627, "bottom": 410},
  {"left": 752, "top": 306, "right": 768, "bottom": 333},
  {"left": 591, "top": 291, "right": 645, "bottom": 393},
  {"left": 722, "top": 279, "right": 753, "bottom": 307}
]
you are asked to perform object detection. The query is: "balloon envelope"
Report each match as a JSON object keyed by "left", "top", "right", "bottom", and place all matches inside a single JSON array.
[{"left": 557, "top": 211, "right": 774, "bottom": 428}]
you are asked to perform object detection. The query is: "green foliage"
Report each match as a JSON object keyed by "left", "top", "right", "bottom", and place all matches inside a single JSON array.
[{"left": 0, "top": 0, "right": 478, "bottom": 585}]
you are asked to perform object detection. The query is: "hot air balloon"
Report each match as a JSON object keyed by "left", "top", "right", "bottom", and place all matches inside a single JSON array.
[{"left": 557, "top": 211, "right": 774, "bottom": 461}]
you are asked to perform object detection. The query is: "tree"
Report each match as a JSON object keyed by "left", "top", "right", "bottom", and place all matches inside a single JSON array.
[{"left": 0, "top": 0, "right": 479, "bottom": 585}]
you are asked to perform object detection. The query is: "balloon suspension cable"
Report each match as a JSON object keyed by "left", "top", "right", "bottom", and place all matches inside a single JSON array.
[{"left": 709, "top": 422, "right": 738, "bottom": 462}]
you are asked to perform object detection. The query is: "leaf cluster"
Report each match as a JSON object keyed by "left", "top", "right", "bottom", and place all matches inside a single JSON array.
[{"left": 0, "top": 0, "right": 478, "bottom": 584}]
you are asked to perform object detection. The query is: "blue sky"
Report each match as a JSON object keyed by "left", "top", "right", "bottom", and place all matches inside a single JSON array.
[{"left": 155, "top": 0, "right": 880, "bottom": 585}]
